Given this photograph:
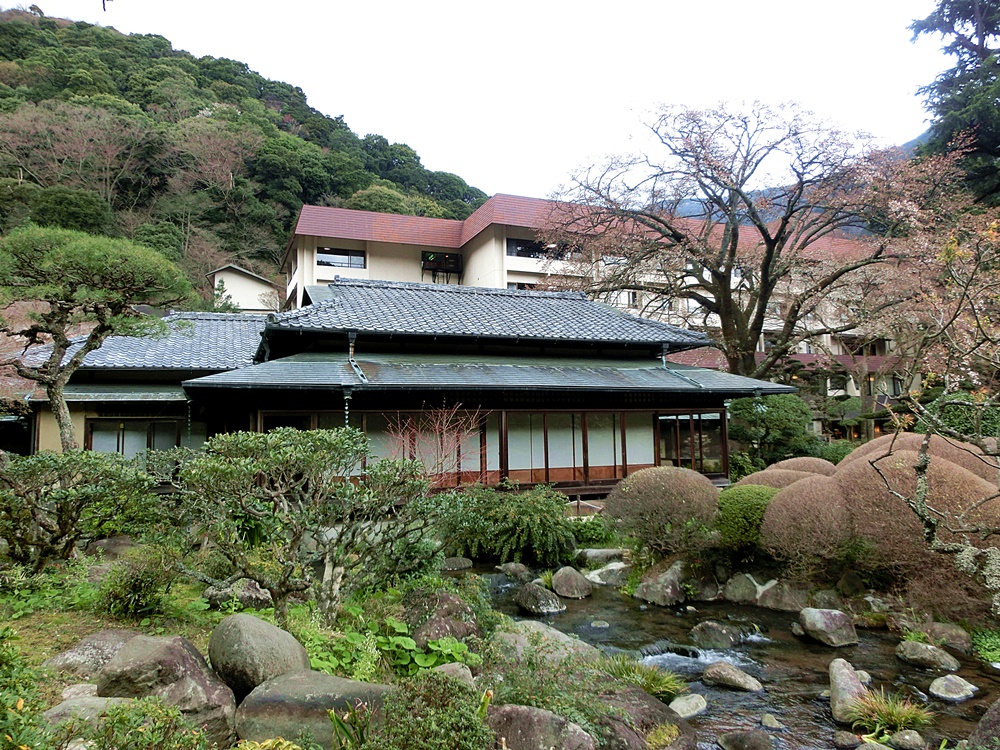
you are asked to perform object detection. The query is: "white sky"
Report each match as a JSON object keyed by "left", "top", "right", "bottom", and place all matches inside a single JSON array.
[{"left": 5, "top": 0, "right": 954, "bottom": 199}]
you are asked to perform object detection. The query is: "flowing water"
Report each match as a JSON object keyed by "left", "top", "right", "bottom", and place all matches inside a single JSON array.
[{"left": 487, "top": 576, "right": 1000, "bottom": 749}]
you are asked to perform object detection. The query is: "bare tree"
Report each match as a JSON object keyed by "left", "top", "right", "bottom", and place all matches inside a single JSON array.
[{"left": 543, "top": 102, "right": 936, "bottom": 379}]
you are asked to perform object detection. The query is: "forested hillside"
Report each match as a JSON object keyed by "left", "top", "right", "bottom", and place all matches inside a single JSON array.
[{"left": 0, "top": 9, "right": 487, "bottom": 299}]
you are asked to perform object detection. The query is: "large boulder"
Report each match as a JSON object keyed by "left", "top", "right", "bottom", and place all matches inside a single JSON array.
[
  {"left": 895, "top": 641, "right": 960, "bottom": 671},
  {"left": 487, "top": 704, "right": 596, "bottom": 750},
  {"left": 756, "top": 580, "right": 810, "bottom": 612},
  {"left": 586, "top": 562, "right": 632, "bottom": 587},
  {"left": 689, "top": 621, "right": 741, "bottom": 650},
  {"left": 42, "top": 629, "right": 140, "bottom": 678},
  {"left": 85, "top": 535, "right": 135, "bottom": 560},
  {"left": 42, "top": 696, "right": 132, "bottom": 726},
  {"left": 920, "top": 622, "right": 973, "bottom": 654},
  {"left": 203, "top": 579, "right": 272, "bottom": 611},
  {"left": 634, "top": 560, "right": 686, "bottom": 607},
  {"left": 498, "top": 562, "right": 534, "bottom": 583},
  {"left": 701, "top": 661, "right": 763, "bottom": 692},
  {"left": 401, "top": 589, "right": 479, "bottom": 649},
  {"left": 208, "top": 614, "right": 310, "bottom": 701},
  {"left": 514, "top": 583, "right": 567, "bottom": 614},
  {"left": 236, "top": 670, "right": 390, "bottom": 750},
  {"left": 669, "top": 693, "right": 707, "bottom": 718},
  {"left": 717, "top": 729, "right": 773, "bottom": 750},
  {"left": 576, "top": 548, "right": 626, "bottom": 567},
  {"left": 929, "top": 674, "right": 978, "bottom": 702},
  {"left": 723, "top": 573, "right": 769, "bottom": 604},
  {"left": 799, "top": 608, "right": 858, "bottom": 647},
  {"left": 493, "top": 620, "right": 601, "bottom": 663},
  {"left": 829, "top": 658, "right": 866, "bottom": 724},
  {"left": 598, "top": 687, "right": 697, "bottom": 750},
  {"left": 96, "top": 635, "right": 236, "bottom": 747},
  {"left": 552, "top": 567, "right": 593, "bottom": 599},
  {"left": 441, "top": 556, "right": 473, "bottom": 571}
]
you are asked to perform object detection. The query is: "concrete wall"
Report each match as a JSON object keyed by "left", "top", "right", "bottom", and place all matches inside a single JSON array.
[{"left": 214, "top": 269, "right": 276, "bottom": 313}]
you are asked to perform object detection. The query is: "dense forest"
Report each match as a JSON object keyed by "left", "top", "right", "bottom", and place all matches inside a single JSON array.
[{"left": 0, "top": 9, "right": 487, "bottom": 299}]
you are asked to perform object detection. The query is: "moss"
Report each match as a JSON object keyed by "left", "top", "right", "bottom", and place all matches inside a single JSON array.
[{"left": 645, "top": 722, "right": 680, "bottom": 749}]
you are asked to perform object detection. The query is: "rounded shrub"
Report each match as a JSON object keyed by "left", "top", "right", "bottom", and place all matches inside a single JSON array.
[
  {"left": 837, "top": 433, "right": 998, "bottom": 483},
  {"left": 97, "top": 547, "right": 176, "bottom": 620},
  {"left": 733, "top": 469, "right": 815, "bottom": 489},
  {"left": 603, "top": 467, "right": 718, "bottom": 558},
  {"left": 716, "top": 484, "right": 780, "bottom": 550},
  {"left": 363, "top": 670, "right": 494, "bottom": 750},
  {"left": 760, "top": 475, "right": 850, "bottom": 576},
  {"left": 770, "top": 456, "right": 837, "bottom": 476}
]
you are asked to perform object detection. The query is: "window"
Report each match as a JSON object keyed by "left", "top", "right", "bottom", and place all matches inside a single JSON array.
[
  {"left": 507, "top": 282, "right": 537, "bottom": 291},
  {"left": 317, "top": 249, "right": 366, "bottom": 268},
  {"left": 506, "top": 239, "right": 548, "bottom": 259},
  {"left": 87, "top": 419, "right": 198, "bottom": 458},
  {"left": 421, "top": 252, "right": 463, "bottom": 274}
]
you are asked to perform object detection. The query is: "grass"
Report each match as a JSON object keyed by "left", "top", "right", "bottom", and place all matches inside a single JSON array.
[
  {"left": 597, "top": 653, "right": 687, "bottom": 701},
  {"left": 843, "top": 688, "right": 933, "bottom": 738}
]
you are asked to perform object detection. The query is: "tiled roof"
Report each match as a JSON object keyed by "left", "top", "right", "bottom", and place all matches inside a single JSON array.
[
  {"left": 63, "top": 313, "right": 264, "bottom": 371},
  {"left": 184, "top": 352, "right": 795, "bottom": 395},
  {"left": 266, "top": 278, "right": 711, "bottom": 349}
]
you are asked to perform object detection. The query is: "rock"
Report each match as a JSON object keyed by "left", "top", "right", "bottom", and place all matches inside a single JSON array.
[
  {"left": 96, "top": 635, "right": 235, "bottom": 747},
  {"left": 85, "top": 562, "right": 113, "bottom": 585},
  {"left": 514, "top": 582, "right": 567, "bottom": 614},
  {"left": 855, "top": 670, "right": 872, "bottom": 684},
  {"left": 43, "top": 629, "right": 140, "bottom": 678},
  {"left": 591, "top": 620, "right": 610, "bottom": 629},
  {"left": 837, "top": 571, "right": 868, "bottom": 597},
  {"left": 687, "top": 571, "right": 722, "bottom": 602},
  {"left": 202, "top": 579, "right": 272, "bottom": 611},
  {"left": 717, "top": 729, "right": 773, "bottom": 750},
  {"left": 575, "top": 548, "right": 626, "bottom": 567},
  {"left": 487, "top": 704, "right": 596, "bottom": 750},
  {"left": 208, "top": 613, "right": 310, "bottom": 701},
  {"left": 722, "top": 573, "right": 763, "bottom": 604},
  {"left": 829, "top": 658, "right": 866, "bottom": 724},
  {"left": 701, "top": 661, "right": 763, "bottom": 692},
  {"left": 85, "top": 535, "right": 135, "bottom": 559},
  {"left": 689, "top": 620, "right": 741, "bottom": 650},
  {"left": 599, "top": 686, "right": 697, "bottom": 750},
  {"left": 886, "top": 729, "right": 928, "bottom": 750},
  {"left": 236, "top": 670, "right": 390, "bottom": 750},
  {"left": 920, "top": 622, "right": 973, "bottom": 654},
  {"left": 799, "top": 608, "right": 858, "bottom": 647},
  {"left": 402, "top": 589, "right": 479, "bottom": 649},
  {"left": 790, "top": 622, "right": 805, "bottom": 637},
  {"left": 493, "top": 620, "right": 601, "bottom": 663},
  {"left": 61, "top": 684, "right": 98, "bottom": 700},
  {"left": 585, "top": 561, "right": 631, "bottom": 587},
  {"left": 968, "top": 696, "right": 1000, "bottom": 749},
  {"left": 756, "top": 580, "right": 810, "bottom": 612},
  {"left": 433, "top": 661, "right": 475, "bottom": 690},
  {"left": 669, "top": 693, "right": 707, "bottom": 718},
  {"left": 441, "top": 556, "right": 473, "bottom": 571},
  {"left": 895, "top": 641, "right": 960, "bottom": 671},
  {"left": 43, "top": 696, "right": 132, "bottom": 726},
  {"left": 552, "top": 566, "right": 593, "bottom": 599},
  {"left": 929, "top": 674, "right": 978, "bottom": 702},
  {"left": 497, "top": 562, "right": 534, "bottom": 583},
  {"left": 634, "top": 560, "right": 687, "bottom": 607},
  {"left": 833, "top": 729, "right": 863, "bottom": 748},
  {"left": 810, "top": 589, "right": 845, "bottom": 610},
  {"left": 760, "top": 714, "right": 784, "bottom": 729}
]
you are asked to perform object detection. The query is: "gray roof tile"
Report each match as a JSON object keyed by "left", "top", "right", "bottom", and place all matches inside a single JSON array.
[{"left": 269, "top": 279, "right": 710, "bottom": 349}]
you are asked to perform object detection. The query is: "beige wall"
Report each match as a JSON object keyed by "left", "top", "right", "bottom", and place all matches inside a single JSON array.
[
  {"left": 35, "top": 407, "right": 91, "bottom": 453},
  {"left": 214, "top": 270, "right": 275, "bottom": 313},
  {"left": 463, "top": 227, "right": 504, "bottom": 287}
]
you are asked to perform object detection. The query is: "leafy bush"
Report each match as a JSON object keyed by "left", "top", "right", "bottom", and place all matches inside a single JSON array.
[
  {"left": 716, "top": 485, "right": 779, "bottom": 551},
  {"left": 438, "top": 482, "right": 577, "bottom": 566},
  {"left": 0, "top": 450, "right": 159, "bottom": 573},
  {"left": 843, "top": 688, "right": 933, "bottom": 737},
  {"left": 602, "top": 467, "right": 718, "bottom": 558},
  {"left": 769, "top": 456, "right": 837, "bottom": 475},
  {"left": 360, "top": 670, "right": 494, "bottom": 750},
  {"left": 569, "top": 514, "right": 616, "bottom": 546},
  {"left": 57, "top": 697, "right": 209, "bottom": 750},
  {"left": 728, "top": 394, "right": 820, "bottom": 465},
  {"left": 0, "top": 559, "right": 100, "bottom": 620},
  {"left": 728, "top": 450, "right": 764, "bottom": 482},
  {"left": 0, "top": 626, "right": 52, "bottom": 750},
  {"left": 98, "top": 547, "right": 176, "bottom": 620},
  {"left": 972, "top": 628, "right": 1000, "bottom": 663},
  {"left": 914, "top": 389, "right": 1000, "bottom": 439},
  {"left": 814, "top": 440, "right": 857, "bottom": 465},
  {"left": 597, "top": 653, "right": 687, "bottom": 700}
]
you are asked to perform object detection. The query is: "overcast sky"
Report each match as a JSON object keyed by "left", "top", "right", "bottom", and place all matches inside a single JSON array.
[{"left": 5, "top": 1, "right": 954, "bottom": 199}]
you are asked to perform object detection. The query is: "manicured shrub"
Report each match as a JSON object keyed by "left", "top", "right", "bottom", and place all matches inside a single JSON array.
[
  {"left": 837, "top": 433, "right": 998, "bottom": 483},
  {"left": 716, "top": 484, "right": 780, "bottom": 550},
  {"left": 760, "top": 475, "right": 851, "bottom": 576},
  {"left": 438, "top": 482, "right": 577, "bottom": 566},
  {"left": 770, "top": 456, "right": 837, "bottom": 476},
  {"left": 361, "top": 670, "right": 494, "bottom": 750},
  {"left": 733, "top": 469, "right": 815, "bottom": 489},
  {"left": 98, "top": 547, "right": 176, "bottom": 620},
  {"left": 602, "top": 467, "right": 718, "bottom": 558}
]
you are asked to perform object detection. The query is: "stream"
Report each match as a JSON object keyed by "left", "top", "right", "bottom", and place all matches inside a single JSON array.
[{"left": 486, "top": 575, "right": 1000, "bottom": 749}]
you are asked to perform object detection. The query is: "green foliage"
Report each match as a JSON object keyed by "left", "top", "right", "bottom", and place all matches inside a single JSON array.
[
  {"left": 646, "top": 723, "right": 680, "bottom": 749},
  {"left": 972, "top": 628, "right": 1000, "bottom": 663},
  {"left": 344, "top": 184, "right": 410, "bottom": 214},
  {"left": 902, "top": 629, "right": 930, "bottom": 643},
  {"left": 28, "top": 185, "right": 113, "bottom": 233},
  {"left": 437, "top": 482, "right": 577, "bottom": 566},
  {"left": 57, "top": 697, "right": 209, "bottom": 749},
  {"left": 0, "top": 626, "right": 52, "bottom": 750},
  {"left": 914, "top": 390, "right": 1000, "bottom": 439},
  {"left": 597, "top": 653, "right": 687, "bottom": 701},
  {"left": 0, "top": 559, "right": 100, "bottom": 619},
  {"left": 330, "top": 700, "right": 374, "bottom": 750},
  {"left": 728, "top": 450, "right": 764, "bottom": 482},
  {"left": 360, "top": 671, "right": 494, "bottom": 750},
  {"left": 134, "top": 221, "right": 185, "bottom": 261},
  {"left": 814, "top": 440, "right": 857, "bottom": 465},
  {"left": 237, "top": 740, "right": 303, "bottom": 750},
  {"left": 715, "top": 484, "right": 779, "bottom": 551},
  {"left": 98, "top": 547, "right": 176, "bottom": 620},
  {"left": 603, "top": 467, "right": 718, "bottom": 559},
  {"left": 568, "top": 514, "right": 617, "bottom": 546},
  {"left": 729, "top": 394, "right": 819, "bottom": 466},
  {"left": 0, "top": 450, "right": 160, "bottom": 573},
  {"left": 843, "top": 688, "right": 933, "bottom": 737}
]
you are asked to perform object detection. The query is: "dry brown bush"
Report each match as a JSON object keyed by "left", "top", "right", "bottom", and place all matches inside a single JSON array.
[
  {"left": 734, "top": 469, "right": 815, "bottom": 489},
  {"left": 770, "top": 457, "right": 837, "bottom": 476},
  {"left": 760, "top": 476, "right": 850, "bottom": 576},
  {"left": 904, "top": 556, "right": 994, "bottom": 625},
  {"left": 838, "top": 433, "right": 998, "bottom": 483},
  {"left": 603, "top": 466, "right": 719, "bottom": 558}
]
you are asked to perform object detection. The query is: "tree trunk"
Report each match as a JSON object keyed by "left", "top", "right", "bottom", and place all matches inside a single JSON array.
[
  {"left": 47, "top": 382, "right": 78, "bottom": 452},
  {"left": 316, "top": 553, "right": 346, "bottom": 625}
]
